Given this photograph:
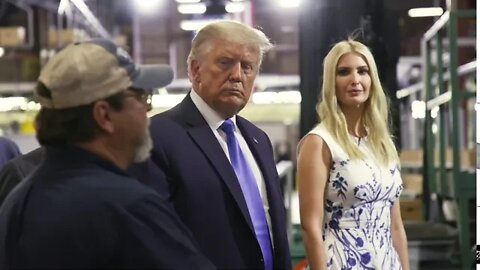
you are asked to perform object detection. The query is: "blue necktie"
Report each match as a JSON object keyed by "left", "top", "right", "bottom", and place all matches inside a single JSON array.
[{"left": 220, "top": 119, "right": 273, "bottom": 270}]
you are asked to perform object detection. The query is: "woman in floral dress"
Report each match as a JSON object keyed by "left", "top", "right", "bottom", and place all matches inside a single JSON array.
[{"left": 297, "top": 39, "right": 410, "bottom": 270}]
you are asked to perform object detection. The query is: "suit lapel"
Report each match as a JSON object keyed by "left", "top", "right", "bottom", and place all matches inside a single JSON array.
[
  {"left": 237, "top": 117, "right": 277, "bottom": 188},
  {"left": 178, "top": 95, "right": 255, "bottom": 231},
  {"left": 237, "top": 117, "right": 284, "bottom": 252}
]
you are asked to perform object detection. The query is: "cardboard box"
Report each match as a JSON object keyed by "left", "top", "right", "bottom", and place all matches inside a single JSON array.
[
  {"left": 114, "top": 34, "right": 127, "bottom": 47},
  {"left": 400, "top": 199, "right": 422, "bottom": 221},
  {"left": 399, "top": 149, "right": 423, "bottom": 168},
  {"left": 0, "top": 26, "right": 26, "bottom": 46},
  {"left": 48, "top": 28, "right": 88, "bottom": 47},
  {"left": 434, "top": 148, "right": 476, "bottom": 169},
  {"left": 401, "top": 173, "right": 423, "bottom": 195},
  {"left": 400, "top": 148, "right": 476, "bottom": 169}
]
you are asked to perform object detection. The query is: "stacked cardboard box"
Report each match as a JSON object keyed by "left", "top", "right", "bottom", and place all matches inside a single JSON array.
[
  {"left": 48, "top": 28, "right": 88, "bottom": 47},
  {"left": 400, "top": 199, "right": 423, "bottom": 221},
  {"left": 398, "top": 148, "right": 475, "bottom": 221},
  {"left": 0, "top": 27, "right": 26, "bottom": 47},
  {"left": 401, "top": 173, "right": 423, "bottom": 195},
  {"left": 434, "top": 148, "right": 476, "bottom": 169},
  {"left": 399, "top": 149, "right": 423, "bottom": 221},
  {"left": 399, "top": 149, "right": 423, "bottom": 169}
]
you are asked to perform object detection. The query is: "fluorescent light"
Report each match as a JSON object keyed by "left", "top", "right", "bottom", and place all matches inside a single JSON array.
[
  {"left": 175, "top": 0, "right": 200, "bottom": 3},
  {"left": 134, "top": 0, "right": 163, "bottom": 14},
  {"left": 0, "top": 47, "right": 4, "bottom": 58},
  {"left": 276, "top": 91, "right": 301, "bottom": 104},
  {"left": 251, "top": 91, "right": 301, "bottom": 104},
  {"left": 58, "top": 0, "right": 69, "bottom": 14},
  {"left": 411, "top": 100, "right": 426, "bottom": 119},
  {"left": 151, "top": 94, "right": 185, "bottom": 108},
  {"left": 177, "top": 3, "right": 206, "bottom": 14},
  {"left": 430, "top": 106, "right": 439, "bottom": 118},
  {"left": 252, "top": 92, "right": 277, "bottom": 104},
  {"left": 408, "top": 7, "right": 443, "bottom": 17},
  {"left": 278, "top": 0, "right": 300, "bottom": 8},
  {"left": 0, "top": 97, "right": 28, "bottom": 112},
  {"left": 225, "top": 2, "right": 245, "bottom": 13},
  {"left": 24, "top": 101, "right": 40, "bottom": 111},
  {"left": 180, "top": 19, "right": 216, "bottom": 31}
]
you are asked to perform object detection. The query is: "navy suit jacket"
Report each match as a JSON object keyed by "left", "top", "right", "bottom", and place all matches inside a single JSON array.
[
  {"left": 0, "top": 147, "right": 44, "bottom": 206},
  {"left": 132, "top": 94, "right": 291, "bottom": 270}
]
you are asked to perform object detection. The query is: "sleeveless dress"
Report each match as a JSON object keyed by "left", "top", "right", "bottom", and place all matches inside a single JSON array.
[{"left": 308, "top": 123, "right": 403, "bottom": 270}]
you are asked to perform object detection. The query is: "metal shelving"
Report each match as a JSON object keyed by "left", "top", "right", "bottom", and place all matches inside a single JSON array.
[{"left": 421, "top": 9, "right": 476, "bottom": 270}]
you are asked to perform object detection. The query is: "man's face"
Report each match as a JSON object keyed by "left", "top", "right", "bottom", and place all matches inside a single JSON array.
[
  {"left": 132, "top": 118, "right": 152, "bottom": 163},
  {"left": 114, "top": 89, "right": 152, "bottom": 164},
  {"left": 191, "top": 39, "right": 260, "bottom": 118}
]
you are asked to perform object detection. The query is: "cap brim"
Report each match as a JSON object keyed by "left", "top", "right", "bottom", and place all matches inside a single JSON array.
[{"left": 131, "top": 64, "right": 174, "bottom": 90}]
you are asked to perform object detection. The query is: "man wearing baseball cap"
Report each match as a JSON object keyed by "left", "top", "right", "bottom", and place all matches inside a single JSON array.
[{"left": 0, "top": 39, "right": 214, "bottom": 269}]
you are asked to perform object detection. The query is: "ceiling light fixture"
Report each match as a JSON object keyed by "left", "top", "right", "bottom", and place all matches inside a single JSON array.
[
  {"left": 408, "top": 7, "right": 444, "bottom": 17},
  {"left": 175, "top": 0, "right": 201, "bottom": 3},
  {"left": 225, "top": 2, "right": 245, "bottom": 13},
  {"left": 178, "top": 3, "right": 207, "bottom": 14},
  {"left": 278, "top": 0, "right": 300, "bottom": 8},
  {"left": 58, "top": 0, "right": 69, "bottom": 14},
  {"left": 133, "top": 0, "right": 163, "bottom": 14},
  {"left": 180, "top": 19, "right": 216, "bottom": 31}
]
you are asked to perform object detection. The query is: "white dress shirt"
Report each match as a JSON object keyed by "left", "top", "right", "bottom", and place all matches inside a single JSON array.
[{"left": 189, "top": 90, "right": 273, "bottom": 243}]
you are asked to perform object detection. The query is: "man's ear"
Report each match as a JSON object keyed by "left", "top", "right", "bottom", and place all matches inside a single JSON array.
[
  {"left": 92, "top": 101, "right": 115, "bottom": 134},
  {"left": 190, "top": 59, "right": 201, "bottom": 83}
]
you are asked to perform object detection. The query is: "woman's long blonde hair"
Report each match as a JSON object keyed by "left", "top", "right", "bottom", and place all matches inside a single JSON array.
[{"left": 317, "top": 39, "right": 398, "bottom": 165}]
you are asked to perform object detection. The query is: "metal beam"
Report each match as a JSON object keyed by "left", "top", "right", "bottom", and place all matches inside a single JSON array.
[
  {"left": 396, "top": 61, "right": 476, "bottom": 99},
  {"left": 69, "top": 0, "right": 110, "bottom": 38},
  {"left": 16, "top": 0, "right": 111, "bottom": 38},
  {"left": 423, "top": 11, "right": 449, "bottom": 42}
]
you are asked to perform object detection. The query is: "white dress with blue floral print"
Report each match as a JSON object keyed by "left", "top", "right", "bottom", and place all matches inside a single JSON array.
[{"left": 308, "top": 123, "right": 403, "bottom": 270}]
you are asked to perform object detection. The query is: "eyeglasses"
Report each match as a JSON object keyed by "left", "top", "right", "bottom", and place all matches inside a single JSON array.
[{"left": 124, "top": 88, "right": 153, "bottom": 111}]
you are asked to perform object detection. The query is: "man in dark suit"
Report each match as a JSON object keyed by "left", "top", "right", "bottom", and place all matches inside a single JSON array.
[
  {"left": 0, "top": 147, "right": 43, "bottom": 206},
  {"left": 0, "top": 137, "right": 21, "bottom": 169},
  {"left": 132, "top": 21, "right": 291, "bottom": 269},
  {"left": 0, "top": 39, "right": 214, "bottom": 269}
]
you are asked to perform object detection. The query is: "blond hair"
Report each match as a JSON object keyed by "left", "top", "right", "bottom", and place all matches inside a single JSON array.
[
  {"left": 186, "top": 20, "right": 273, "bottom": 80},
  {"left": 317, "top": 39, "right": 398, "bottom": 165}
]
